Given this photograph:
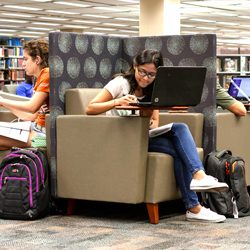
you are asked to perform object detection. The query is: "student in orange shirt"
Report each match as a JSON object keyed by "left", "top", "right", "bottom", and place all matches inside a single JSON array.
[{"left": 0, "top": 39, "right": 49, "bottom": 149}]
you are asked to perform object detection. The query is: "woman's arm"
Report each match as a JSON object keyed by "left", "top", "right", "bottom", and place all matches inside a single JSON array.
[
  {"left": 149, "top": 110, "right": 159, "bottom": 129},
  {"left": 86, "top": 88, "right": 137, "bottom": 115},
  {"left": 0, "top": 91, "right": 48, "bottom": 120}
]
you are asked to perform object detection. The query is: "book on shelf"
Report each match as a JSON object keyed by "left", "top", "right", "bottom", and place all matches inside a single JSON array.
[{"left": 223, "top": 58, "right": 239, "bottom": 72}]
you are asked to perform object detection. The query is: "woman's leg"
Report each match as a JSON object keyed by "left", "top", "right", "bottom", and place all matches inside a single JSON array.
[{"left": 148, "top": 134, "right": 200, "bottom": 210}]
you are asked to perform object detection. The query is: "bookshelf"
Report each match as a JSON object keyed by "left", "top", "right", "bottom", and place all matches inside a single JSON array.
[
  {"left": 0, "top": 37, "right": 25, "bottom": 90},
  {"left": 217, "top": 54, "right": 250, "bottom": 89}
]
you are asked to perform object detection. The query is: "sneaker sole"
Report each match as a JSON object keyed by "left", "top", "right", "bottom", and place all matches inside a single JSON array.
[
  {"left": 186, "top": 217, "right": 226, "bottom": 223},
  {"left": 190, "top": 185, "right": 229, "bottom": 193}
]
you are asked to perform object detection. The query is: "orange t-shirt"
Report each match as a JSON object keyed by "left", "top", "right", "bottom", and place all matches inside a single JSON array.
[{"left": 34, "top": 67, "right": 50, "bottom": 127}]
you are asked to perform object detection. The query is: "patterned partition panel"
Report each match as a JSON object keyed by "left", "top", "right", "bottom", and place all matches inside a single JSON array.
[{"left": 49, "top": 32, "right": 216, "bottom": 197}]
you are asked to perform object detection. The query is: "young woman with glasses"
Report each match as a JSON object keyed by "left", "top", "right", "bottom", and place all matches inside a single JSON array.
[{"left": 86, "top": 49, "right": 228, "bottom": 223}]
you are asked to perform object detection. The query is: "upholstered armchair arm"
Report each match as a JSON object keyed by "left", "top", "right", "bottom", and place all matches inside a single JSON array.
[
  {"left": 159, "top": 113, "right": 204, "bottom": 147},
  {"left": 56, "top": 114, "right": 150, "bottom": 204}
]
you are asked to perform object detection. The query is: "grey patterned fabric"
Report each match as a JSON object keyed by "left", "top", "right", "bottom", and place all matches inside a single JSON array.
[{"left": 49, "top": 32, "right": 216, "bottom": 197}]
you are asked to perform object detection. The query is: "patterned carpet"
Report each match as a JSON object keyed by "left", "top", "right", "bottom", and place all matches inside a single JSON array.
[{"left": 0, "top": 200, "right": 249, "bottom": 250}]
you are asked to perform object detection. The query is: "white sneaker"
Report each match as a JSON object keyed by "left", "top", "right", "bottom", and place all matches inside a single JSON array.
[
  {"left": 190, "top": 175, "right": 229, "bottom": 192},
  {"left": 186, "top": 207, "right": 226, "bottom": 223}
]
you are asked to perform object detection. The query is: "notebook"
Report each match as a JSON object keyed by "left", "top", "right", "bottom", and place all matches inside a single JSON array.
[
  {"left": 227, "top": 76, "right": 250, "bottom": 103},
  {"left": 129, "top": 66, "right": 207, "bottom": 107}
]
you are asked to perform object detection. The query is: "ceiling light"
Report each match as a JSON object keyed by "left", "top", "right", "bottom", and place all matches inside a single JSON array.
[
  {"left": 0, "top": 29, "right": 17, "bottom": 32},
  {"left": 239, "top": 16, "right": 250, "bottom": 19},
  {"left": 213, "top": 12, "right": 237, "bottom": 17},
  {"left": 19, "top": 35, "right": 41, "bottom": 38},
  {"left": 0, "top": 24, "right": 18, "bottom": 28},
  {"left": 84, "top": 32, "right": 105, "bottom": 35},
  {"left": 3, "top": 5, "right": 42, "bottom": 11},
  {"left": 27, "top": 27, "right": 52, "bottom": 31},
  {"left": 103, "top": 23, "right": 128, "bottom": 27},
  {"left": 196, "top": 27, "right": 217, "bottom": 30},
  {"left": 0, "top": 19, "right": 28, "bottom": 23},
  {"left": 2, "top": 13, "right": 35, "bottom": 18},
  {"left": 22, "top": 31, "right": 46, "bottom": 35},
  {"left": 190, "top": 18, "right": 216, "bottom": 23},
  {"left": 119, "top": 30, "right": 138, "bottom": 33},
  {"left": 72, "top": 20, "right": 99, "bottom": 24},
  {"left": 0, "top": 33, "right": 14, "bottom": 36},
  {"left": 46, "top": 10, "right": 80, "bottom": 15},
  {"left": 82, "top": 14, "right": 110, "bottom": 19},
  {"left": 54, "top": 2, "right": 90, "bottom": 8},
  {"left": 32, "top": 22, "right": 60, "bottom": 26},
  {"left": 30, "top": 0, "right": 52, "bottom": 2},
  {"left": 94, "top": 7, "right": 121, "bottom": 12},
  {"left": 217, "top": 22, "right": 238, "bottom": 26},
  {"left": 117, "top": 0, "right": 139, "bottom": 3},
  {"left": 63, "top": 25, "right": 89, "bottom": 29},
  {"left": 115, "top": 17, "right": 138, "bottom": 21},
  {"left": 39, "top": 17, "right": 68, "bottom": 21}
]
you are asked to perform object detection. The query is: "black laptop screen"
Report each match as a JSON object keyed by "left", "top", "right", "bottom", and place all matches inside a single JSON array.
[{"left": 228, "top": 76, "right": 250, "bottom": 101}]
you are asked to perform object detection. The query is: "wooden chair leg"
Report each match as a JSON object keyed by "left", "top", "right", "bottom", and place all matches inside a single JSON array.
[
  {"left": 67, "top": 199, "right": 77, "bottom": 215},
  {"left": 146, "top": 203, "right": 159, "bottom": 224}
]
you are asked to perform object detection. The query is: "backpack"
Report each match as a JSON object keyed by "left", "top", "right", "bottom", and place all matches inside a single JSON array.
[
  {"left": 204, "top": 150, "right": 250, "bottom": 218},
  {"left": 0, "top": 147, "right": 50, "bottom": 220}
]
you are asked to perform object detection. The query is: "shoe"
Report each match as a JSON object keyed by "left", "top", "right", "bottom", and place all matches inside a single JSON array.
[
  {"left": 186, "top": 207, "right": 226, "bottom": 223},
  {"left": 190, "top": 175, "right": 229, "bottom": 192}
]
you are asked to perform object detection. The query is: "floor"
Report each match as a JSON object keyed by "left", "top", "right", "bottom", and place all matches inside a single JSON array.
[{"left": 0, "top": 200, "right": 249, "bottom": 250}]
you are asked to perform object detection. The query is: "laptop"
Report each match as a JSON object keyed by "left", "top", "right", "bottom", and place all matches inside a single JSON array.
[
  {"left": 129, "top": 66, "right": 207, "bottom": 107},
  {"left": 227, "top": 76, "right": 250, "bottom": 103}
]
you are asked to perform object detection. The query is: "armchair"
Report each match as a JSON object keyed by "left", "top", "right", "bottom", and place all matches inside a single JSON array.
[{"left": 54, "top": 88, "right": 204, "bottom": 224}]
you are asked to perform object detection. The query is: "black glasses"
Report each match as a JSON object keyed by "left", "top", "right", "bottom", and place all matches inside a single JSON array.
[{"left": 137, "top": 67, "right": 156, "bottom": 79}]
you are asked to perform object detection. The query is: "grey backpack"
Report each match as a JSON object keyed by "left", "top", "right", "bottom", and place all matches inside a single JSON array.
[{"left": 204, "top": 150, "right": 250, "bottom": 218}]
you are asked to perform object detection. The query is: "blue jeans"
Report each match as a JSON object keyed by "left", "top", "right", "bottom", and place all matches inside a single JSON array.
[{"left": 148, "top": 123, "right": 204, "bottom": 209}]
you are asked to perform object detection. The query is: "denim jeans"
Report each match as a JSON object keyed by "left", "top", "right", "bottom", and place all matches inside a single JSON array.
[{"left": 148, "top": 123, "right": 204, "bottom": 209}]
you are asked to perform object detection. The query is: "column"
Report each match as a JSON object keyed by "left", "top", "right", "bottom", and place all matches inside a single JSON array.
[{"left": 140, "top": 0, "right": 180, "bottom": 36}]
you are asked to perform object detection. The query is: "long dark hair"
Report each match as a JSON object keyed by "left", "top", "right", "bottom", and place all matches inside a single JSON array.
[{"left": 114, "top": 49, "right": 163, "bottom": 100}]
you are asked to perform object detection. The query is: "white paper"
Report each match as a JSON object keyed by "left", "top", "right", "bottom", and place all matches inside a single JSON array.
[
  {"left": 0, "top": 121, "right": 31, "bottom": 142},
  {"left": 149, "top": 123, "right": 173, "bottom": 138}
]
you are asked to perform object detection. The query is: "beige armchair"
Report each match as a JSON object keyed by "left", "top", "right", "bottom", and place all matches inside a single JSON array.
[{"left": 55, "top": 88, "right": 204, "bottom": 224}]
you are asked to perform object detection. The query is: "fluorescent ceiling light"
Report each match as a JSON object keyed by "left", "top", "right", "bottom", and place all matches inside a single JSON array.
[
  {"left": 72, "top": 20, "right": 99, "bottom": 24},
  {"left": 0, "top": 24, "right": 18, "bottom": 28},
  {"left": 103, "top": 23, "right": 128, "bottom": 27},
  {"left": 2, "top": 13, "right": 35, "bottom": 18},
  {"left": 0, "top": 29, "right": 17, "bottom": 32},
  {"left": 54, "top": 2, "right": 90, "bottom": 8},
  {"left": 3, "top": 5, "right": 42, "bottom": 11},
  {"left": 30, "top": 0, "right": 51, "bottom": 2},
  {"left": 82, "top": 14, "right": 110, "bottom": 19},
  {"left": 239, "top": 16, "right": 250, "bottom": 19},
  {"left": 32, "top": 22, "right": 60, "bottom": 26},
  {"left": 27, "top": 27, "right": 52, "bottom": 31},
  {"left": 22, "top": 31, "right": 45, "bottom": 34},
  {"left": 196, "top": 26, "right": 217, "bottom": 30},
  {"left": 19, "top": 35, "right": 40, "bottom": 38},
  {"left": 46, "top": 10, "right": 80, "bottom": 15},
  {"left": 63, "top": 25, "right": 89, "bottom": 29},
  {"left": 0, "top": 19, "right": 28, "bottom": 23},
  {"left": 0, "top": 33, "right": 14, "bottom": 36},
  {"left": 118, "top": 0, "right": 139, "bottom": 3},
  {"left": 217, "top": 22, "right": 238, "bottom": 26},
  {"left": 94, "top": 7, "right": 121, "bottom": 12},
  {"left": 190, "top": 18, "right": 216, "bottom": 23},
  {"left": 109, "top": 33, "right": 130, "bottom": 37},
  {"left": 115, "top": 17, "right": 138, "bottom": 21},
  {"left": 39, "top": 16, "right": 68, "bottom": 21}
]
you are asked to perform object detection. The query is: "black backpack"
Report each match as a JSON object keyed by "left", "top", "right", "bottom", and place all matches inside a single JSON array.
[
  {"left": 204, "top": 150, "right": 250, "bottom": 218},
  {"left": 0, "top": 148, "right": 50, "bottom": 220}
]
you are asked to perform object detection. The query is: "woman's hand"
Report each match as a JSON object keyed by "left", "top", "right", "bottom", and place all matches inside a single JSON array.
[{"left": 114, "top": 94, "right": 137, "bottom": 106}]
